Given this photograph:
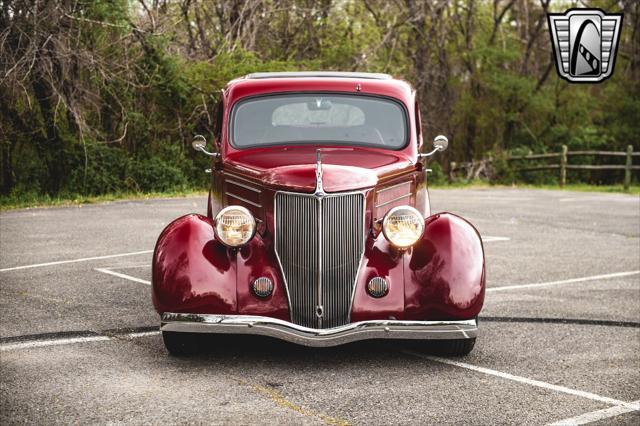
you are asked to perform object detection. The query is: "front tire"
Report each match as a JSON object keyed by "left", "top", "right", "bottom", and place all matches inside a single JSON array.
[
  {"left": 162, "top": 331, "right": 200, "bottom": 356},
  {"left": 432, "top": 338, "right": 476, "bottom": 356}
]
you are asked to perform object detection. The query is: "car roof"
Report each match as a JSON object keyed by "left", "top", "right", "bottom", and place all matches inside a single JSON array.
[
  {"left": 245, "top": 71, "right": 393, "bottom": 80},
  {"left": 224, "top": 72, "right": 414, "bottom": 105},
  {"left": 222, "top": 72, "right": 418, "bottom": 158}
]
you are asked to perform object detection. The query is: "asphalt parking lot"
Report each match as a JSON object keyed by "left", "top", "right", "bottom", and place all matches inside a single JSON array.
[{"left": 1, "top": 188, "right": 638, "bottom": 425}]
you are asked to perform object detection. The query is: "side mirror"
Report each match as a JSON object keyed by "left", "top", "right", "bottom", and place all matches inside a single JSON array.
[
  {"left": 192, "top": 135, "right": 218, "bottom": 157},
  {"left": 419, "top": 134, "right": 449, "bottom": 158},
  {"left": 192, "top": 135, "right": 207, "bottom": 151},
  {"left": 433, "top": 135, "right": 448, "bottom": 152}
]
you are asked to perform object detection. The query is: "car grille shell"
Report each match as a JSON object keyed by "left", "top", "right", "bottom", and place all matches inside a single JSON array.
[{"left": 275, "top": 191, "right": 365, "bottom": 329}]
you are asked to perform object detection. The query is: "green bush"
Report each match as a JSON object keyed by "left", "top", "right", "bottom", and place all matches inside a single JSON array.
[
  {"left": 60, "top": 142, "right": 193, "bottom": 195},
  {"left": 2, "top": 0, "right": 637, "bottom": 203},
  {"left": 426, "top": 161, "right": 447, "bottom": 185},
  {"left": 65, "top": 142, "right": 131, "bottom": 195},
  {"left": 128, "top": 157, "right": 188, "bottom": 193},
  {"left": 491, "top": 153, "right": 516, "bottom": 185}
]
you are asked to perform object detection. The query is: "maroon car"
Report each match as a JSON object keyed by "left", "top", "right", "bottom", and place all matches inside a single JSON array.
[{"left": 152, "top": 72, "right": 485, "bottom": 355}]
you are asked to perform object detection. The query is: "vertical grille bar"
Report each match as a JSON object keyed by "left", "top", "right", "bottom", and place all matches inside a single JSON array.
[{"left": 275, "top": 192, "right": 365, "bottom": 329}]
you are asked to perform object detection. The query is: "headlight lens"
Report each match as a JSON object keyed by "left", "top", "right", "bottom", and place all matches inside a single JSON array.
[
  {"left": 214, "top": 206, "right": 256, "bottom": 247},
  {"left": 382, "top": 206, "right": 424, "bottom": 248}
]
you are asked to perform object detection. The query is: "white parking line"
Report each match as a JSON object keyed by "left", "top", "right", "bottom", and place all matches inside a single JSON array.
[
  {"left": 94, "top": 268, "right": 151, "bottom": 285},
  {"left": 0, "top": 336, "right": 111, "bottom": 351},
  {"left": 548, "top": 401, "right": 640, "bottom": 425},
  {"left": 559, "top": 196, "right": 639, "bottom": 203},
  {"left": 101, "top": 263, "right": 149, "bottom": 269},
  {"left": 97, "top": 262, "right": 639, "bottom": 296},
  {"left": 2, "top": 236, "right": 507, "bottom": 274},
  {"left": 0, "top": 250, "right": 153, "bottom": 272},
  {"left": 125, "top": 331, "right": 160, "bottom": 339},
  {"left": 1, "top": 234, "right": 508, "bottom": 274},
  {"left": 404, "top": 351, "right": 637, "bottom": 409},
  {"left": 482, "top": 236, "right": 511, "bottom": 242},
  {"left": 487, "top": 270, "right": 640, "bottom": 293},
  {"left": 0, "top": 331, "right": 161, "bottom": 352}
]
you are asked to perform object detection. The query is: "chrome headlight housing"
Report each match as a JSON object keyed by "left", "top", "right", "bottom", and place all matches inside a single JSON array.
[
  {"left": 382, "top": 206, "right": 424, "bottom": 248},
  {"left": 214, "top": 206, "right": 256, "bottom": 247}
]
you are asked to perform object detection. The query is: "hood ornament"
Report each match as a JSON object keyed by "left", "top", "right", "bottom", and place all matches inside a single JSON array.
[{"left": 314, "top": 149, "right": 326, "bottom": 197}]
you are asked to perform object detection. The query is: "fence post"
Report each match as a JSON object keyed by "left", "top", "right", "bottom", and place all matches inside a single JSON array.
[
  {"left": 624, "top": 145, "right": 633, "bottom": 191},
  {"left": 560, "top": 145, "right": 568, "bottom": 188},
  {"left": 449, "top": 161, "right": 456, "bottom": 183}
]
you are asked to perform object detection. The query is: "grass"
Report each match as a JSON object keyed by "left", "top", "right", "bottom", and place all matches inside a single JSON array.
[
  {"left": 1, "top": 183, "right": 638, "bottom": 211},
  {"left": 518, "top": 183, "right": 640, "bottom": 194},
  {"left": 0, "top": 189, "right": 209, "bottom": 211},
  {"left": 430, "top": 181, "right": 640, "bottom": 195}
]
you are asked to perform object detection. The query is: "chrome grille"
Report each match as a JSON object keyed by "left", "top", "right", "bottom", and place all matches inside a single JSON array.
[{"left": 275, "top": 192, "right": 365, "bottom": 329}]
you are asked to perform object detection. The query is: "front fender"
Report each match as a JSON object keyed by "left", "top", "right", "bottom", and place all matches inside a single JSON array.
[
  {"left": 152, "top": 214, "right": 237, "bottom": 315},
  {"left": 404, "top": 213, "right": 485, "bottom": 320}
]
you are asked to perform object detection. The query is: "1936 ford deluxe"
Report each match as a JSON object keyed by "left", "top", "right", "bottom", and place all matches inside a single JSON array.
[{"left": 152, "top": 72, "right": 485, "bottom": 355}]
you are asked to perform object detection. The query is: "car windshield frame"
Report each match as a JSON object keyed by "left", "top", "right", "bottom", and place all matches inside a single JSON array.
[{"left": 229, "top": 92, "right": 410, "bottom": 151}]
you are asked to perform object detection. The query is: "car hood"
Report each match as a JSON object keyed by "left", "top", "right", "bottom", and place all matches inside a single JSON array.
[{"left": 224, "top": 146, "right": 415, "bottom": 192}]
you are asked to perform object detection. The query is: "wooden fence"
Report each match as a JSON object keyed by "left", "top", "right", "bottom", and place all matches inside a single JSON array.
[
  {"left": 450, "top": 145, "right": 639, "bottom": 189},
  {"left": 509, "top": 145, "right": 638, "bottom": 189}
]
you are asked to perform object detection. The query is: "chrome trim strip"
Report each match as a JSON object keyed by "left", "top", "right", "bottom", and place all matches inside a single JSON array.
[
  {"left": 225, "top": 192, "right": 261, "bottom": 208},
  {"left": 375, "top": 193, "right": 412, "bottom": 208},
  {"left": 379, "top": 169, "right": 418, "bottom": 183},
  {"left": 226, "top": 179, "right": 261, "bottom": 193},
  {"left": 316, "top": 193, "right": 323, "bottom": 328},
  {"left": 161, "top": 313, "right": 478, "bottom": 348},
  {"left": 376, "top": 180, "right": 412, "bottom": 194},
  {"left": 272, "top": 193, "right": 293, "bottom": 319},
  {"left": 315, "top": 150, "right": 324, "bottom": 328},
  {"left": 224, "top": 173, "right": 261, "bottom": 186},
  {"left": 347, "top": 194, "right": 367, "bottom": 324}
]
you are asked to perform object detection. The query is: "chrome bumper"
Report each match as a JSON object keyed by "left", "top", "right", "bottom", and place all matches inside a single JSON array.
[{"left": 161, "top": 313, "right": 478, "bottom": 347}]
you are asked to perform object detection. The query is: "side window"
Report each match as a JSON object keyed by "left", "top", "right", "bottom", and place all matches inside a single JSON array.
[{"left": 214, "top": 99, "right": 224, "bottom": 142}]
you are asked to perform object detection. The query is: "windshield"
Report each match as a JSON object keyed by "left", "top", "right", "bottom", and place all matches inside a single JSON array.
[{"left": 231, "top": 94, "right": 407, "bottom": 149}]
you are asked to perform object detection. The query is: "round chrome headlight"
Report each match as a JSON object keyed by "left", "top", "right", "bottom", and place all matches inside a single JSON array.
[
  {"left": 214, "top": 206, "right": 256, "bottom": 247},
  {"left": 382, "top": 206, "right": 424, "bottom": 248}
]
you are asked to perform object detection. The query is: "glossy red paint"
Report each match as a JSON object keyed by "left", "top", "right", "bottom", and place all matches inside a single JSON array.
[
  {"left": 153, "top": 73, "right": 485, "bottom": 332},
  {"left": 217, "top": 76, "right": 419, "bottom": 193},
  {"left": 404, "top": 213, "right": 486, "bottom": 320},
  {"left": 235, "top": 233, "right": 289, "bottom": 320},
  {"left": 225, "top": 146, "right": 414, "bottom": 193},
  {"left": 209, "top": 76, "right": 422, "bottom": 218},
  {"left": 221, "top": 76, "right": 417, "bottom": 162},
  {"left": 152, "top": 215, "right": 236, "bottom": 314},
  {"left": 350, "top": 213, "right": 485, "bottom": 322},
  {"left": 351, "top": 234, "right": 406, "bottom": 322},
  {"left": 153, "top": 214, "right": 291, "bottom": 319}
]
